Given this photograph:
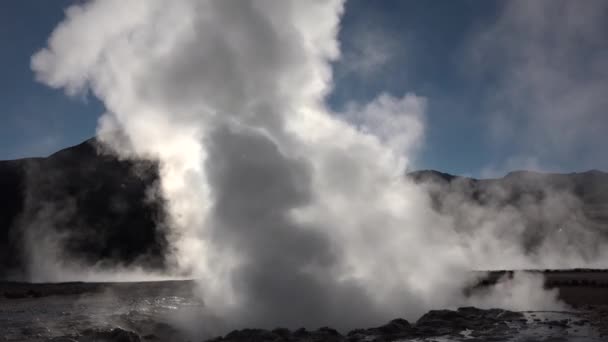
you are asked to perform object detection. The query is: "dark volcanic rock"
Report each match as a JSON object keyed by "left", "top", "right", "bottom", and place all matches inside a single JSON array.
[
  {"left": 415, "top": 307, "right": 523, "bottom": 338},
  {"left": 371, "top": 318, "right": 411, "bottom": 334},
  {"left": 46, "top": 328, "right": 141, "bottom": 342},
  {"left": 81, "top": 328, "right": 141, "bottom": 342},
  {"left": 112, "top": 309, "right": 185, "bottom": 341},
  {"left": 211, "top": 327, "right": 345, "bottom": 342},
  {"left": 0, "top": 138, "right": 168, "bottom": 280},
  {"left": 207, "top": 308, "right": 525, "bottom": 342},
  {"left": 347, "top": 318, "right": 413, "bottom": 341},
  {"left": 224, "top": 328, "right": 284, "bottom": 341}
]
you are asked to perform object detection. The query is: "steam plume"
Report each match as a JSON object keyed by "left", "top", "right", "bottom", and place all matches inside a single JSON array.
[{"left": 31, "top": 0, "right": 585, "bottom": 332}]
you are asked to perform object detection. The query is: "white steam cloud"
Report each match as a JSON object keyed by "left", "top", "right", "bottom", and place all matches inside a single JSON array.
[
  {"left": 469, "top": 0, "right": 608, "bottom": 171},
  {"left": 30, "top": 0, "right": 591, "bottom": 333}
]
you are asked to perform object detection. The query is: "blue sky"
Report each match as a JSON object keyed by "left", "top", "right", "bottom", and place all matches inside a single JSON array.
[
  {"left": 1, "top": 0, "right": 606, "bottom": 176},
  {"left": 0, "top": 0, "right": 103, "bottom": 159}
]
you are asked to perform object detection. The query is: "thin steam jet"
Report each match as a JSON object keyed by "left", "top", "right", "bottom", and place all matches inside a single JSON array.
[{"left": 32, "top": 0, "right": 602, "bottom": 333}]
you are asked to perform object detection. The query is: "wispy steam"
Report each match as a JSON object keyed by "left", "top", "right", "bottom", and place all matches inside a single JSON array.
[
  {"left": 31, "top": 0, "right": 603, "bottom": 334},
  {"left": 469, "top": 0, "right": 608, "bottom": 172}
]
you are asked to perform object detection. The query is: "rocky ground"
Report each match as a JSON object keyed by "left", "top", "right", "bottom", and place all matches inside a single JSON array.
[
  {"left": 207, "top": 306, "right": 608, "bottom": 342},
  {"left": 2, "top": 276, "right": 608, "bottom": 341},
  {"left": 0, "top": 280, "right": 200, "bottom": 342}
]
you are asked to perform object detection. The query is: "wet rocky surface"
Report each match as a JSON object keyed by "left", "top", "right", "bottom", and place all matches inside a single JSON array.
[
  {"left": 0, "top": 281, "right": 201, "bottom": 342},
  {"left": 2, "top": 281, "right": 608, "bottom": 341},
  {"left": 207, "top": 306, "right": 608, "bottom": 342}
]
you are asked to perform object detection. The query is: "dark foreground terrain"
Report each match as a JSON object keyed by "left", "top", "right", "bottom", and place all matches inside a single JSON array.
[{"left": 2, "top": 271, "right": 608, "bottom": 342}]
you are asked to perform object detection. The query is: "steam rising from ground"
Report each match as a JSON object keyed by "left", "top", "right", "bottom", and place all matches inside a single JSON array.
[{"left": 30, "top": 0, "right": 588, "bottom": 332}]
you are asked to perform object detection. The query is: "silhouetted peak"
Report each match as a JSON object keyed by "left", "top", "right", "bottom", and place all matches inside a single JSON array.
[{"left": 407, "top": 169, "right": 458, "bottom": 183}]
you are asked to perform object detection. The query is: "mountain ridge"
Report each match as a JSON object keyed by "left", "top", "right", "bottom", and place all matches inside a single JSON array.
[
  {"left": 1, "top": 138, "right": 607, "bottom": 279},
  {"left": 0, "top": 138, "right": 168, "bottom": 280},
  {"left": 408, "top": 168, "right": 608, "bottom": 182}
]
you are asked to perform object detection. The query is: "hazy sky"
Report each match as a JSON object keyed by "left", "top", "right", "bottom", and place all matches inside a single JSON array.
[{"left": 1, "top": 0, "right": 606, "bottom": 176}]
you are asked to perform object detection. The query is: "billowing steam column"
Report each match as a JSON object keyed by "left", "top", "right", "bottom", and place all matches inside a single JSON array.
[{"left": 32, "top": 0, "right": 563, "bottom": 332}]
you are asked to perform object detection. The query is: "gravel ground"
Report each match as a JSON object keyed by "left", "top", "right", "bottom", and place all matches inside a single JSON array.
[{"left": 1, "top": 277, "right": 608, "bottom": 341}]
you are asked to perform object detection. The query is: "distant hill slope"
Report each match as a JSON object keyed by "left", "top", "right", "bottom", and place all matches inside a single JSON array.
[
  {"left": 0, "top": 138, "right": 167, "bottom": 280},
  {"left": 408, "top": 169, "right": 608, "bottom": 224},
  {"left": 409, "top": 169, "right": 608, "bottom": 257}
]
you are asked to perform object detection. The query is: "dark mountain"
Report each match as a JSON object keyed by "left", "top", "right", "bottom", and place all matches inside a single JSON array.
[{"left": 0, "top": 138, "right": 168, "bottom": 280}]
